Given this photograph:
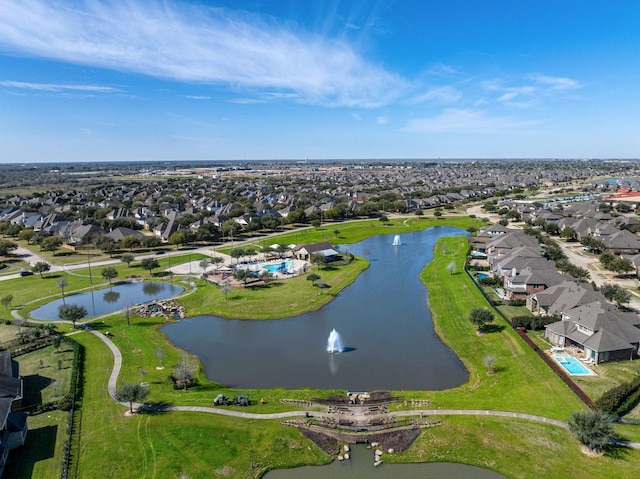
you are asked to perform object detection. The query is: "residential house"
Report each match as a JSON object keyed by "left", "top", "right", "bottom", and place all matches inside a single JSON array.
[
  {"left": 545, "top": 301, "right": 640, "bottom": 364},
  {"left": 0, "top": 351, "right": 27, "bottom": 478}
]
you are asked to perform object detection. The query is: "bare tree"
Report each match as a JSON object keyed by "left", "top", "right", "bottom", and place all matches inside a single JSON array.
[
  {"left": 57, "top": 277, "right": 68, "bottom": 304},
  {"left": 172, "top": 355, "right": 196, "bottom": 391}
]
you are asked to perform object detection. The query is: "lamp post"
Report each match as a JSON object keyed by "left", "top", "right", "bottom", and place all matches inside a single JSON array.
[{"left": 87, "top": 253, "right": 92, "bottom": 284}]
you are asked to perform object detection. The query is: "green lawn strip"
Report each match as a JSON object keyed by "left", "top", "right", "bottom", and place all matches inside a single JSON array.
[
  {"left": 14, "top": 343, "right": 75, "bottom": 406},
  {"left": 181, "top": 257, "right": 368, "bottom": 319},
  {"left": 3, "top": 344, "right": 75, "bottom": 478},
  {"left": 3, "top": 411, "right": 69, "bottom": 479},
  {"left": 220, "top": 216, "right": 482, "bottom": 254},
  {"left": 416, "top": 236, "right": 586, "bottom": 419},
  {"left": 389, "top": 415, "right": 640, "bottom": 479},
  {"left": 73, "top": 331, "right": 329, "bottom": 479}
]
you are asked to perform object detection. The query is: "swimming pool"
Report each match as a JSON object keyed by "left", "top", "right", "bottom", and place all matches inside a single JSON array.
[
  {"left": 554, "top": 354, "right": 591, "bottom": 375},
  {"left": 476, "top": 272, "right": 491, "bottom": 280},
  {"left": 263, "top": 261, "right": 293, "bottom": 273}
]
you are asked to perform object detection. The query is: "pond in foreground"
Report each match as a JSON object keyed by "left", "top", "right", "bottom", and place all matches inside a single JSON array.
[
  {"left": 264, "top": 444, "right": 508, "bottom": 479},
  {"left": 162, "top": 226, "right": 469, "bottom": 390},
  {"left": 31, "top": 282, "right": 184, "bottom": 320}
]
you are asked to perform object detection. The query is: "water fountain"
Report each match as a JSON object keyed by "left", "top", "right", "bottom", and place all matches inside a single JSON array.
[
  {"left": 327, "top": 328, "right": 343, "bottom": 353},
  {"left": 392, "top": 235, "right": 402, "bottom": 246}
]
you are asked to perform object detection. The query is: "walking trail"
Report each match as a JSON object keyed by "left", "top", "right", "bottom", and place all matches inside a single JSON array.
[{"left": 85, "top": 328, "right": 640, "bottom": 449}]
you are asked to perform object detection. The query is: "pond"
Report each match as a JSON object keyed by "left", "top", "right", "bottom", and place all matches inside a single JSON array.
[
  {"left": 264, "top": 444, "right": 508, "bottom": 479},
  {"left": 162, "top": 226, "right": 469, "bottom": 390},
  {"left": 30, "top": 282, "right": 184, "bottom": 320}
]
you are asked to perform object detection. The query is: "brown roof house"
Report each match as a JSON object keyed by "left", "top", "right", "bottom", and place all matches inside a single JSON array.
[{"left": 293, "top": 242, "right": 340, "bottom": 262}]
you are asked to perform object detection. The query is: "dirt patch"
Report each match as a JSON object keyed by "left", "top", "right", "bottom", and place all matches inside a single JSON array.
[{"left": 299, "top": 426, "right": 421, "bottom": 455}]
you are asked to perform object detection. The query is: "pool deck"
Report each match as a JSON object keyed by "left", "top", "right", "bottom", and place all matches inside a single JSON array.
[{"left": 549, "top": 351, "right": 596, "bottom": 376}]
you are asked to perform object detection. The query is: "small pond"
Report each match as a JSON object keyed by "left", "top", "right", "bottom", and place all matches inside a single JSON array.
[
  {"left": 162, "top": 227, "right": 469, "bottom": 390},
  {"left": 264, "top": 444, "right": 508, "bottom": 478},
  {"left": 30, "top": 282, "right": 184, "bottom": 320}
]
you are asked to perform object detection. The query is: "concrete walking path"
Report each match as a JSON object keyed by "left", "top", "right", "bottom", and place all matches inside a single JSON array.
[{"left": 86, "top": 327, "right": 640, "bottom": 450}]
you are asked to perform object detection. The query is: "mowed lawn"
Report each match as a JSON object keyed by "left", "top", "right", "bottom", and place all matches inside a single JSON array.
[
  {"left": 73, "top": 333, "right": 329, "bottom": 479},
  {"left": 411, "top": 236, "right": 586, "bottom": 419}
]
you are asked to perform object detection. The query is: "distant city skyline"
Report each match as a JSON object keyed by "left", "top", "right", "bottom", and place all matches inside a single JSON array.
[{"left": 1, "top": 1, "right": 639, "bottom": 163}]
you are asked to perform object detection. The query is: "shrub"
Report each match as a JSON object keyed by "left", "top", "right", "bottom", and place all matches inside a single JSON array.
[{"left": 596, "top": 376, "right": 640, "bottom": 415}]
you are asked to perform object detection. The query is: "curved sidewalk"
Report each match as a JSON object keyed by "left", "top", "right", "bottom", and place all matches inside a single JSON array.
[{"left": 89, "top": 328, "right": 598, "bottom": 430}]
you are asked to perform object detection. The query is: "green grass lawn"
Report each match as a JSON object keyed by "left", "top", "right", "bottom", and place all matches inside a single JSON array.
[
  {"left": 3, "top": 342, "right": 76, "bottom": 478},
  {"left": 414, "top": 236, "right": 586, "bottom": 420},
  {"left": 180, "top": 257, "right": 368, "bottom": 319},
  {"left": 5, "top": 217, "right": 640, "bottom": 478}
]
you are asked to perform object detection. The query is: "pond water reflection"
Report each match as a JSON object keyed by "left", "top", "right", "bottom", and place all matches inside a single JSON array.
[
  {"left": 162, "top": 227, "right": 469, "bottom": 390},
  {"left": 31, "top": 282, "right": 184, "bottom": 320},
  {"left": 264, "top": 444, "right": 508, "bottom": 479}
]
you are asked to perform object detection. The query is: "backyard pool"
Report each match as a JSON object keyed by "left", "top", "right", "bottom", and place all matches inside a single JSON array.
[
  {"left": 476, "top": 272, "right": 491, "bottom": 280},
  {"left": 554, "top": 354, "right": 591, "bottom": 375}
]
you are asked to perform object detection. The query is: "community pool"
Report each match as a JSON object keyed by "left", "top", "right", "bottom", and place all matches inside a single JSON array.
[
  {"left": 554, "top": 354, "right": 591, "bottom": 375},
  {"left": 263, "top": 261, "right": 293, "bottom": 273}
]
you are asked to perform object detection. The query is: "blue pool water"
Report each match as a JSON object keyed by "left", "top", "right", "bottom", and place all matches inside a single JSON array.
[
  {"left": 476, "top": 272, "right": 490, "bottom": 280},
  {"left": 263, "top": 262, "right": 292, "bottom": 273},
  {"left": 554, "top": 354, "right": 591, "bottom": 375}
]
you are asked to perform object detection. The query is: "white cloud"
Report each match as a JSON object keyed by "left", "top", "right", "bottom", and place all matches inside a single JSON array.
[
  {"left": 351, "top": 113, "right": 362, "bottom": 121},
  {"left": 376, "top": 116, "right": 388, "bottom": 125},
  {"left": 409, "top": 86, "right": 462, "bottom": 104},
  {"left": 0, "top": 80, "right": 119, "bottom": 93},
  {"left": 529, "top": 74, "right": 582, "bottom": 90},
  {"left": 185, "top": 95, "right": 211, "bottom": 100},
  {"left": 0, "top": 0, "right": 409, "bottom": 108},
  {"left": 402, "top": 108, "right": 539, "bottom": 134}
]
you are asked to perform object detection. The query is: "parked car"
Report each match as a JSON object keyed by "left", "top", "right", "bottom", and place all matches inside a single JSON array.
[{"left": 19, "top": 270, "right": 33, "bottom": 276}]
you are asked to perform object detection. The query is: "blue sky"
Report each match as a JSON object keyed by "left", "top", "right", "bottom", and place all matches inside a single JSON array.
[{"left": 1, "top": 0, "right": 639, "bottom": 163}]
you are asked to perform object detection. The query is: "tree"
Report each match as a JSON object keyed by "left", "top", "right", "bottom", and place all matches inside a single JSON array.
[
  {"left": 483, "top": 355, "right": 497, "bottom": 375},
  {"left": 446, "top": 262, "right": 456, "bottom": 275},
  {"left": 219, "top": 282, "right": 233, "bottom": 300},
  {"left": 610, "top": 257, "right": 634, "bottom": 277},
  {"left": 57, "top": 277, "right": 68, "bottom": 304},
  {"left": 306, "top": 273, "right": 320, "bottom": 286},
  {"left": 57, "top": 304, "right": 87, "bottom": 328},
  {"left": 259, "top": 270, "right": 274, "bottom": 284},
  {"left": 199, "top": 258, "right": 210, "bottom": 274},
  {"left": 560, "top": 227, "right": 577, "bottom": 241},
  {"left": 310, "top": 253, "right": 326, "bottom": 270},
  {"left": 142, "top": 236, "right": 162, "bottom": 248},
  {"left": 32, "top": 261, "right": 51, "bottom": 278},
  {"left": 379, "top": 214, "right": 389, "bottom": 223},
  {"left": 1, "top": 294, "right": 13, "bottom": 311},
  {"left": 115, "top": 382, "right": 150, "bottom": 414},
  {"left": 101, "top": 266, "right": 118, "bottom": 284},
  {"left": 121, "top": 253, "right": 135, "bottom": 267},
  {"left": 229, "top": 247, "right": 244, "bottom": 264},
  {"left": 155, "top": 347, "right": 166, "bottom": 369},
  {"left": 120, "top": 235, "right": 141, "bottom": 251},
  {"left": 18, "top": 228, "right": 35, "bottom": 245},
  {"left": 168, "top": 231, "right": 187, "bottom": 249},
  {"left": 140, "top": 258, "right": 160, "bottom": 276},
  {"left": 172, "top": 355, "right": 196, "bottom": 391},
  {"left": 41, "top": 236, "right": 63, "bottom": 256},
  {"left": 468, "top": 307, "right": 495, "bottom": 333},
  {"left": 209, "top": 256, "right": 224, "bottom": 271},
  {"left": 0, "top": 240, "right": 18, "bottom": 256},
  {"left": 233, "top": 268, "right": 253, "bottom": 288},
  {"left": 568, "top": 411, "right": 616, "bottom": 453},
  {"left": 52, "top": 334, "right": 62, "bottom": 352}
]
